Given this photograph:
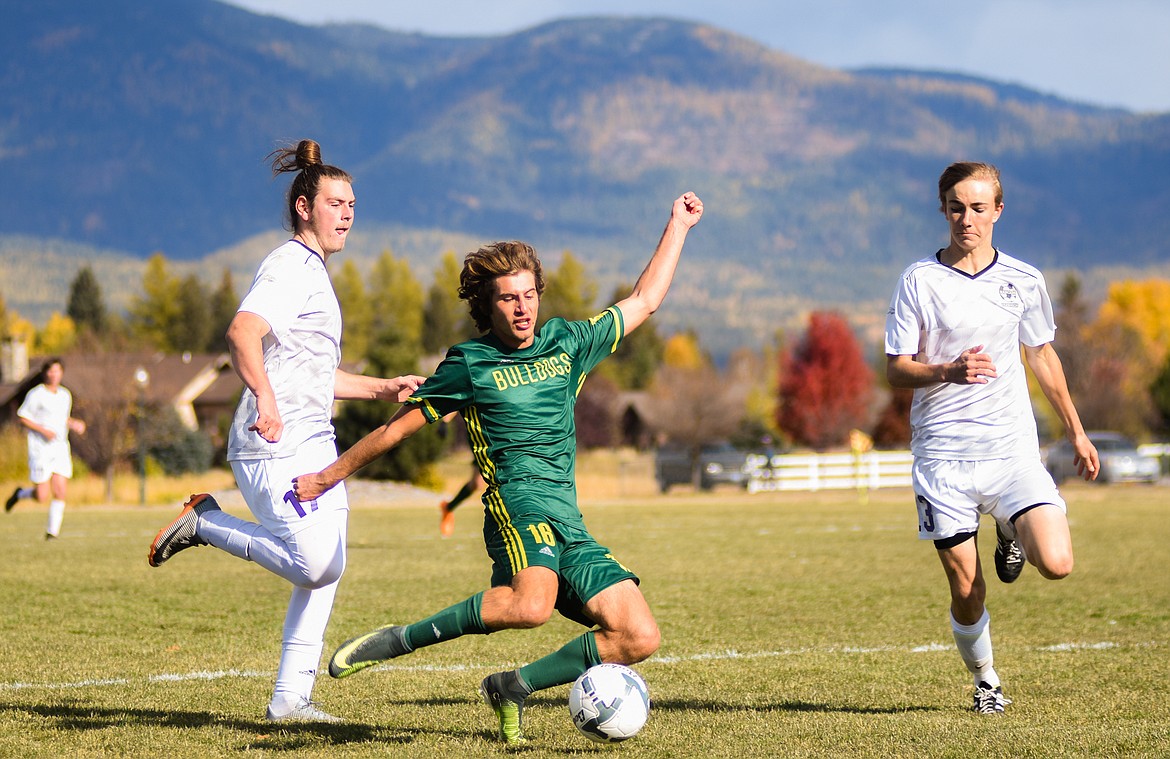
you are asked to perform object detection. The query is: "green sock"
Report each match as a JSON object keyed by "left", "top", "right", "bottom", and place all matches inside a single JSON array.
[
  {"left": 403, "top": 592, "right": 490, "bottom": 650},
  {"left": 518, "top": 631, "right": 601, "bottom": 692},
  {"left": 448, "top": 481, "right": 476, "bottom": 510}
]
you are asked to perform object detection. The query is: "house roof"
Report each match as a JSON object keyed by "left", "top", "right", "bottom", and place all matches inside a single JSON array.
[{"left": 1, "top": 351, "right": 242, "bottom": 430}]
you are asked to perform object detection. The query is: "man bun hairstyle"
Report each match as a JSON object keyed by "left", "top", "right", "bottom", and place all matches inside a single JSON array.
[
  {"left": 267, "top": 139, "right": 353, "bottom": 232},
  {"left": 459, "top": 241, "right": 545, "bottom": 333}
]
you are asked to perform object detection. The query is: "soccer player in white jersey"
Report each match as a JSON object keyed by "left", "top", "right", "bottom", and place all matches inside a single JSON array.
[
  {"left": 6, "top": 358, "right": 86, "bottom": 538},
  {"left": 884, "top": 162, "right": 1099, "bottom": 714},
  {"left": 146, "top": 139, "right": 423, "bottom": 723}
]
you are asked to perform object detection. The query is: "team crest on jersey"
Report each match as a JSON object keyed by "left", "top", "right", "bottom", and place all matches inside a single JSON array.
[{"left": 998, "top": 283, "right": 1022, "bottom": 308}]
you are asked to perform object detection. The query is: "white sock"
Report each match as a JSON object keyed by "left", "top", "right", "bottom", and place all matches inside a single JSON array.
[
  {"left": 18, "top": 487, "right": 35, "bottom": 500},
  {"left": 950, "top": 609, "right": 999, "bottom": 688},
  {"left": 46, "top": 500, "right": 66, "bottom": 537},
  {"left": 271, "top": 582, "right": 340, "bottom": 711},
  {"left": 197, "top": 508, "right": 311, "bottom": 582}
]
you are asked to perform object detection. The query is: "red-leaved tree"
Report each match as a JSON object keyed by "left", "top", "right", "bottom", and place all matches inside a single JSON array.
[{"left": 777, "top": 311, "right": 874, "bottom": 449}]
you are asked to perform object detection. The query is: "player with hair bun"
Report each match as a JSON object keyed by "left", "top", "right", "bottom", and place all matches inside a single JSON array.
[
  {"left": 147, "top": 139, "right": 423, "bottom": 723},
  {"left": 885, "top": 161, "right": 1099, "bottom": 714}
]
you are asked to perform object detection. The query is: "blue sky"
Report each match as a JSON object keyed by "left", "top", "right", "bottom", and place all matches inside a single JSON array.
[{"left": 227, "top": 0, "right": 1169, "bottom": 113}]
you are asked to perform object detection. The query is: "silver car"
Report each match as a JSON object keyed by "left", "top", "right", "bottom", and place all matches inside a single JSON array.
[{"left": 1045, "top": 431, "right": 1161, "bottom": 484}]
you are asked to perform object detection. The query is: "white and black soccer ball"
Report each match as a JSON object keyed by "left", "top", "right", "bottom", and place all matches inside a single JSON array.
[{"left": 568, "top": 663, "right": 650, "bottom": 743}]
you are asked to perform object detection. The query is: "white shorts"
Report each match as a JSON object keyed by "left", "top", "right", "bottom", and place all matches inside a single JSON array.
[
  {"left": 29, "top": 441, "right": 72, "bottom": 483},
  {"left": 230, "top": 436, "right": 348, "bottom": 542},
  {"left": 912, "top": 455, "right": 1065, "bottom": 542}
]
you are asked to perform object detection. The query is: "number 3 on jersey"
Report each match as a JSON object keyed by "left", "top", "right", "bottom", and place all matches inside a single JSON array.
[{"left": 916, "top": 495, "right": 936, "bottom": 533}]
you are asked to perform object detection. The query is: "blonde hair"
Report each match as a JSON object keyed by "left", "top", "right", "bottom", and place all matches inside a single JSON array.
[
  {"left": 938, "top": 161, "right": 1002, "bottom": 212},
  {"left": 458, "top": 241, "right": 545, "bottom": 333}
]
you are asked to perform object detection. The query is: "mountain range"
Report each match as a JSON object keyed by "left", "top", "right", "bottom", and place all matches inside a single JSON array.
[{"left": 2, "top": 0, "right": 1168, "bottom": 352}]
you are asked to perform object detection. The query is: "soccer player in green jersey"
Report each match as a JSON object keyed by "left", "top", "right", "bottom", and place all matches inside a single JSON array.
[{"left": 292, "top": 191, "right": 703, "bottom": 744}]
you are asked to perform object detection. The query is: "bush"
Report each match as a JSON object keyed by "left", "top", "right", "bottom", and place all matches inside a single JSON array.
[
  {"left": 332, "top": 399, "right": 446, "bottom": 482},
  {"left": 141, "top": 406, "right": 214, "bottom": 476},
  {"left": 0, "top": 426, "right": 27, "bottom": 480}
]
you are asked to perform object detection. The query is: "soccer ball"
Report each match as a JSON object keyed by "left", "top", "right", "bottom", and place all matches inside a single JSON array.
[{"left": 568, "top": 663, "right": 650, "bottom": 743}]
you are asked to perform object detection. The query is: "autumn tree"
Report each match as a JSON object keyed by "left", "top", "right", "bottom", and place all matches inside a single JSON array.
[
  {"left": 777, "top": 311, "right": 874, "bottom": 449},
  {"left": 646, "top": 328, "right": 749, "bottom": 482},
  {"left": 1077, "top": 319, "right": 1155, "bottom": 437},
  {"left": 726, "top": 345, "right": 781, "bottom": 448},
  {"left": 871, "top": 386, "right": 914, "bottom": 448},
  {"left": 34, "top": 312, "right": 77, "bottom": 354},
  {"left": 1072, "top": 278, "right": 1170, "bottom": 437},
  {"left": 661, "top": 330, "right": 706, "bottom": 369}
]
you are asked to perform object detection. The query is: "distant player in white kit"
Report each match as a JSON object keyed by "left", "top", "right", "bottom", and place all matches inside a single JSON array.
[
  {"left": 885, "top": 161, "right": 1099, "bottom": 714},
  {"left": 146, "top": 139, "right": 423, "bottom": 722},
  {"left": 6, "top": 357, "right": 86, "bottom": 539}
]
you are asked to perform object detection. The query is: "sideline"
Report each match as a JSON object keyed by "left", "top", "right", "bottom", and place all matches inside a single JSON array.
[{"left": 0, "top": 641, "right": 1143, "bottom": 692}]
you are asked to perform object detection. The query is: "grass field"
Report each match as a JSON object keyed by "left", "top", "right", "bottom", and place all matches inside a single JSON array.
[{"left": 0, "top": 475, "right": 1167, "bottom": 757}]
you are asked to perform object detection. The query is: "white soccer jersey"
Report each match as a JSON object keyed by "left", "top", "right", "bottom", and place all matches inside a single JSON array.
[
  {"left": 17, "top": 385, "right": 73, "bottom": 460},
  {"left": 884, "top": 249, "right": 1056, "bottom": 460},
  {"left": 228, "top": 240, "right": 342, "bottom": 461}
]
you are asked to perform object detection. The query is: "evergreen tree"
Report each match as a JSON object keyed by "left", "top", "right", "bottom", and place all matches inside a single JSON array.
[
  {"left": 1150, "top": 355, "right": 1170, "bottom": 433},
  {"left": 367, "top": 250, "right": 424, "bottom": 375},
  {"left": 66, "top": 265, "right": 107, "bottom": 334},
  {"left": 422, "top": 251, "right": 473, "bottom": 353},
  {"left": 596, "top": 283, "right": 665, "bottom": 390},
  {"left": 129, "top": 253, "right": 184, "bottom": 351},
  {"left": 539, "top": 250, "right": 598, "bottom": 326},
  {"left": 334, "top": 250, "right": 444, "bottom": 483},
  {"left": 172, "top": 274, "right": 212, "bottom": 353},
  {"left": 207, "top": 267, "right": 238, "bottom": 354},
  {"left": 333, "top": 259, "right": 372, "bottom": 364}
]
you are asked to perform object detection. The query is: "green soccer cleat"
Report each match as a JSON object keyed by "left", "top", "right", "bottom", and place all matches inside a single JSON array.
[
  {"left": 479, "top": 672, "right": 528, "bottom": 745},
  {"left": 328, "top": 624, "right": 410, "bottom": 678}
]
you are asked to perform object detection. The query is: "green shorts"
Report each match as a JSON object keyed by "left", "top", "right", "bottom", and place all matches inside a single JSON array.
[{"left": 483, "top": 483, "right": 639, "bottom": 628}]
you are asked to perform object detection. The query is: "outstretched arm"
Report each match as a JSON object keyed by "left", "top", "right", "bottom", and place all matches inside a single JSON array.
[
  {"left": 334, "top": 369, "right": 425, "bottom": 402},
  {"left": 1024, "top": 343, "right": 1099, "bottom": 481},
  {"left": 614, "top": 192, "right": 704, "bottom": 335},
  {"left": 291, "top": 405, "right": 428, "bottom": 500}
]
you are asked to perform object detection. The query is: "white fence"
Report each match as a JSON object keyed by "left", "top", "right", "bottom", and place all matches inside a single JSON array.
[{"left": 745, "top": 451, "right": 914, "bottom": 493}]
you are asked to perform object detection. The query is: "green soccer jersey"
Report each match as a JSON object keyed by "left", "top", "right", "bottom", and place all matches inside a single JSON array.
[{"left": 406, "top": 307, "right": 625, "bottom": 518}]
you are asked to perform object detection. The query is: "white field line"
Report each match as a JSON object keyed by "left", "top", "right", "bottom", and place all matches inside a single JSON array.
[{"left": 0, "top": 641, "right": 1150, "bottom": 693}]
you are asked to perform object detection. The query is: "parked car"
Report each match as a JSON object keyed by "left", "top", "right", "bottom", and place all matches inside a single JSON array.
[
  {"left": 1045, "top": 431, "right": 1160, "bottom": 484},
  {"left": 654, "top": 443, "right": 755, "bottom": 492}
]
